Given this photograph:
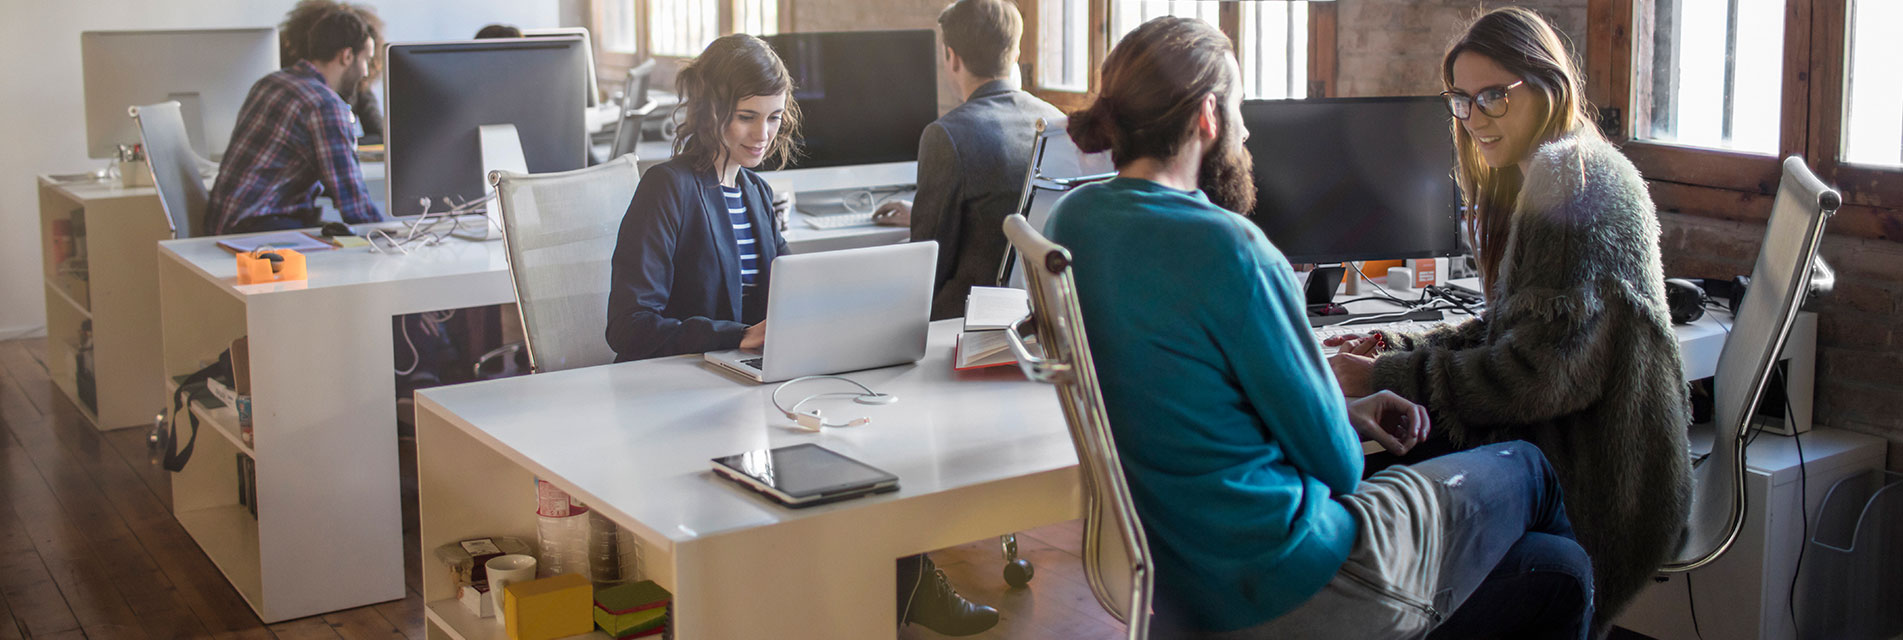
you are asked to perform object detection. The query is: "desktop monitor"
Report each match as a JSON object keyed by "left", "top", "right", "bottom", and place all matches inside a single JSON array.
[
  {"left": 81, "top": 28, "right": 279, "bottom": 159},
  {"left": 762, "top": 30, "right": 938, "bottom": 191},
  {"left": 383, "top": 36, "right": 589, "bottom": 218},
  {"left": 521, "top": 27, "right": 601, "bottom": 107},
  {"left": 1241, "top": 97, "right": 1464, "bottom": 264}
]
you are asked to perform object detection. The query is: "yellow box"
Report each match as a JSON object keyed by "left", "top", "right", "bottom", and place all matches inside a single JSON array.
[{"left": 504, "top": 573, "right": 593, "bottom": 640}]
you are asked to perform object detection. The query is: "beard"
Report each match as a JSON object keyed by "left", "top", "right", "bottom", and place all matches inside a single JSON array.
[{"left": 1198, "top": 117, "right": 1257, "bottom": 215}]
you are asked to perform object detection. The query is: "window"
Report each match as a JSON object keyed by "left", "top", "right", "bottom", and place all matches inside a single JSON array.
[
  {"left": 1240, "top": 1, "right": 1308, "bottom": 99},
  {"left": 1842, "top": 0, "right": 1903, "bottom": 168},
  {"left": 735, "top": 0, "right": 778, "bottom": 36},
  {"left": 1635, "top": 0, "right": 1785, "bottom": 154},
  {"left": 1037, "top": 0, "right": 1090, "bottom": 91},
  {"left": 599, "top": 0, "right": 640, "bottom": 55},
  {"left": 650, "top": 0, "right": 719, "bottom": 58},
  {"left": 1109, "top": 0, "right": 1221, "bottom": 47}
]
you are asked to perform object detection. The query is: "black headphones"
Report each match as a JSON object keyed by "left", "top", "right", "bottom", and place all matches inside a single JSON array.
[{"left": 1663, "top": 276, "right": 1750, "bottom": 324}]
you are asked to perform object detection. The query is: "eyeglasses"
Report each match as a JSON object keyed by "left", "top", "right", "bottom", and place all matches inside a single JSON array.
[{"left": 1441, "top": 80, "right": 1525, "bottom": 120}]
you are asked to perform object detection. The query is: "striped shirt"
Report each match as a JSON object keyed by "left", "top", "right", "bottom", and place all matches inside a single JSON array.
[
  {"left": 206, "top": 61, "right": 383, "bottom": 235},
  {"left": 723, "top": 185, "right": 759, "bottom": 286}
]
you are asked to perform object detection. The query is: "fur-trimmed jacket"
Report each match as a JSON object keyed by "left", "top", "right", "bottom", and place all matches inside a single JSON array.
[{"left": 1370, "top": 131, "right": 1692, "bottom": 629}]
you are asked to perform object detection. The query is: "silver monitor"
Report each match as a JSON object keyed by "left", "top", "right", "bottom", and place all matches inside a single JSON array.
[
  {"left": 521, "top": 27, "right": 601, "bottom": 107},
  {"left": 383, "top": 36, "right": 590, "bottom": 218},
  {"left": 81, "top": 28, "right": 279, "bottom": 159}
]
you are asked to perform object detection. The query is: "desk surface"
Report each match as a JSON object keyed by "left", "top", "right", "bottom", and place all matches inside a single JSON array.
[
  {"left": 157, "top": 226, "right": 510, "bottom": 298},
  {"left": 415, "top": 320, "right": 1077, "bottom": 549}
]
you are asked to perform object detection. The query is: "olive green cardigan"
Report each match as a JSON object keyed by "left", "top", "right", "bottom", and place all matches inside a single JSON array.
[{"left": 1372, "top": 131, "right": 1692, "bottom": 629}]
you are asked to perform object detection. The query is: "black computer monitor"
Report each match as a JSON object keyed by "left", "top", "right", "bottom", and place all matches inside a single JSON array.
[
  {"left": 1241, "top": 97, "right": 1463, "bottom": 264},
  {"left": 764, "top": 30, "right": 938, "bottom": 170},
  {"left": 383, "top": 37, "right": 590, "bottom": 217}
]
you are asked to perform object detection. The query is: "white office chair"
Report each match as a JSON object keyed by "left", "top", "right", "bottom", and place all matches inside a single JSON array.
[
  {"left": 1000, "top": 213, "right": 1153, "bottom": 639},
  {"left": 995, "top": 116, "right": 1116, "bottom": 289},
  {"left": 1667, "top": 156, "right": 1840, "bottom": 571},
  {"left": 487, "top": 155, "right": 641, "bottom": 373},
  {"left": 130, "top": 101, "right": 213, "bottom": 238}
]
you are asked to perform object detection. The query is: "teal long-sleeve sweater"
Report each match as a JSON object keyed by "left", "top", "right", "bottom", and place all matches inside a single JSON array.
[{"left": 1045, "top": 178, "right": 1363, "bottom": 632}]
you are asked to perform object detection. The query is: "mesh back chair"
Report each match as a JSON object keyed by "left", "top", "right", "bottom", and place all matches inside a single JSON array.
[
  {"left": 488, "top": 155, "right": 641, "bottom": 373},
  {"left": 1000, "top": 213, "right": 1153, "bottom": 638},
  {"left": 608, "top": 60, "right": 659, "bottom": 160},
  {"left": 130, "top": 101, "right": 212, "bottom": 238},
  {"left": 995, "top": 116, "right": 1116, "bottom": 289},
  {"left": 1667, "top": 156, "right": 1840, "bottom": 571}
]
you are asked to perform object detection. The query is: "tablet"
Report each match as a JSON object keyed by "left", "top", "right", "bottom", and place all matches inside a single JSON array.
[{"left": 711, "top": 443, "right": 899, "bottom": 508}]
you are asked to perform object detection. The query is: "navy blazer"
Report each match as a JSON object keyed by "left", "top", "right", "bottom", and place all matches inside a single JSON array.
[{"left": 606, "top": 157, "right": 789, "bottom": 362}]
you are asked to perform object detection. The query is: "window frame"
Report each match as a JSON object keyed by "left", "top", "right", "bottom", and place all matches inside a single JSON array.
[
  {"left": 1024, "top": 0, "right": 1339, "bottom": 111},
  {"left": 1592, "top": 0, "right": 1903, "bottom": 238},
  {"left": 588, "top": 0, "right": 793, "bottom": 96}
]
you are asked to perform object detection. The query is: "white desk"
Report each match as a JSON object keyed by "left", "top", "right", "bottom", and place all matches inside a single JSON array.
[
  {"left": 414, "top": 320, "right": 1081, "bottom": 639},
  {"left": 152, "top": 215, "right": 915, "bottom": 621}
]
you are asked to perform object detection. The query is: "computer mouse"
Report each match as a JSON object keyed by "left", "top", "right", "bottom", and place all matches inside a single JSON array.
[{"left": 320, "top": 222, "right": 356, "bottom": 238}]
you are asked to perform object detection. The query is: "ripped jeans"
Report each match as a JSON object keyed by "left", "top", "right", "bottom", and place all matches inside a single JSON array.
[{"left": 1203, "top": 440, "right": 1592, "bottom": 640}]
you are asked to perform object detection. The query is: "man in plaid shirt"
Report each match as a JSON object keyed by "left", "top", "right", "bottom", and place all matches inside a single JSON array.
[{"left": 206, "top": 7, "right": 384, "bottom": 235}]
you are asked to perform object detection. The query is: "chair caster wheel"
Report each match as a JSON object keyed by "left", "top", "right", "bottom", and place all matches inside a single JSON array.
[{"left": 1004, "top": 557, "right": 1034, "bottom": 588}]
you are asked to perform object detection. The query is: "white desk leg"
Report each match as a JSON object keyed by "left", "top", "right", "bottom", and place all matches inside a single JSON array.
[
  {"left": 672, "top": 520, "right": 898, "bottom": 638},
  {"left": 248, "top": 289, "right": 407, "bottom": 621}
]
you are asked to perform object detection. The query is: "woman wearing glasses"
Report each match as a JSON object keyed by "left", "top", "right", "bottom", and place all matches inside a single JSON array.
[{"left": 1328, "top": 7, "right": 1692, "bottom": 634}]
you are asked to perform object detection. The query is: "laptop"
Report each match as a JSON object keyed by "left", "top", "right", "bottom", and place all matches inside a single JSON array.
[{"left": 704, "top": 241, "right": 937, "bottom": 383}]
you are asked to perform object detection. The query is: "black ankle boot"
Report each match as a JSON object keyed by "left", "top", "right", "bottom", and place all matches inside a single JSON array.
[{"left": 898, "top": 555, "right": 999, "bottom": 636}]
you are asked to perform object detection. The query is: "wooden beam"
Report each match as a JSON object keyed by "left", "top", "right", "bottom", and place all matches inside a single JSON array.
[
  {"left": 1780, "top": 0, "right": 1813, "bottom": 160},
  {"left": 1308, "top": 1, "right": 1337, "bottom": 98},
  {"left": 1624, "top": 141, "right": 1784, "bottom": 194}
]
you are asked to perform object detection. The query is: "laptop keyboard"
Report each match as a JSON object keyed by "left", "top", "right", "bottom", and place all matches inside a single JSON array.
[{"left": 742, "top": 357, "right": 764, "bottom": 369}]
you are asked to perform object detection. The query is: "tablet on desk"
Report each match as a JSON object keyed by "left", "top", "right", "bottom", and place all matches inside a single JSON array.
[{"left": 711, "top": 443, "right": 899, "bottom": 508}]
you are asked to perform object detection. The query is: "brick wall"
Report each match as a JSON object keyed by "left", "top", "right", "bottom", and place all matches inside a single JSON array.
[
  {"left": 1334, "top": 0, "right": 1587, "bottom": 97},
  {"left": 1661, "top": 212, "right": 1903, "bottom": 469}
]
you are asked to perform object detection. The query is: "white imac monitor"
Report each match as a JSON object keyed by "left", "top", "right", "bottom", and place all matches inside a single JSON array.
[
  {"left": 82, "top": 28, "right": 279, "bottom": 159},
  {"left": 383, "top": 36, "right": 590, "bottom": 220},
  {"left": 756, "top": 30, "right": 937, "bottom": 195}
]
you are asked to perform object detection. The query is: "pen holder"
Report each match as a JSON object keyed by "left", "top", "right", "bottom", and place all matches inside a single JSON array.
[
  {"left": 236, "top": 249, "right": 308, "bottom": 284},
  {"left": 117, "top": 158, "right": 152, "bottom": 188}
]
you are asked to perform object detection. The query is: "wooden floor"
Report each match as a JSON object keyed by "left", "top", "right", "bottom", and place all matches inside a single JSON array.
[{"left": 0, "top": 337, "right": 1122, "bottom": 639}]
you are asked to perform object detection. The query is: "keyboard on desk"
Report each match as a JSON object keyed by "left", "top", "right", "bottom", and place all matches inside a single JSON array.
[{"left": 803, "top": 212, "right": 875, "bottom": 230}]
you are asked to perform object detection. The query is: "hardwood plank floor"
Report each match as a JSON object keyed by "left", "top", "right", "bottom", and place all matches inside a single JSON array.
[{"left": 0, "top": 336, "right": 1124, "bottom": 638}]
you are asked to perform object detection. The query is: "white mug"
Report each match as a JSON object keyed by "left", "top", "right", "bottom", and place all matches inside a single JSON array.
[{"left": 486, "top": 554, "right": 538, "bottom": 627}]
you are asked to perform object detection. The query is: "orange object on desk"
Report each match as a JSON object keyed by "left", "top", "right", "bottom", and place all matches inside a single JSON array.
[{"left": 236, "top": 249, "right": 307, "bottom": 284}]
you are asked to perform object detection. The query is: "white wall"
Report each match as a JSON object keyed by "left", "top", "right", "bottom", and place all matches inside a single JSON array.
[{"left": 0, "top": 0, "right": 564, "bottom": 337}]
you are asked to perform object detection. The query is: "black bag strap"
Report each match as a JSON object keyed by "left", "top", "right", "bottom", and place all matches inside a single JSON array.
[{"left": 166, "top": 350, "right": 232, "bottom": 472}]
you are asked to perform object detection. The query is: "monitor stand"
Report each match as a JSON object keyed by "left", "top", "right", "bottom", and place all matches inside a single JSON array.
[{"left": 471, "top": 123, "right": 527, "bottom": 241}]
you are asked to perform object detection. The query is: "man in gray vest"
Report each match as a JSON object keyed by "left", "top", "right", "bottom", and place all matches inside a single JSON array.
[{"left": 874, "top": 0, "right": 1062, "bottom": 320}]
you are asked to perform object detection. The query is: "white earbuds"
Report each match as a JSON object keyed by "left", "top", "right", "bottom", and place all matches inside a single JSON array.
[{"left": 772, "top": 375, "right": 895, "bottom": 430}]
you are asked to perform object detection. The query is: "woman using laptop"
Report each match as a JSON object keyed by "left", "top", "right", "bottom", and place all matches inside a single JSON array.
[
  {"left": 606, "top": 34, "right": 796, "bottom": 362},
  {"left": 1326, "top": 8, "right": 1690, "bottom": 633},
  {"left": 601, "top": 34, "right": 998, "bottom": 636}
]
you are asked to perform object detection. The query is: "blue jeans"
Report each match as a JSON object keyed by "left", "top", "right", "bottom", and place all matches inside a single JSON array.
[
  {"left": 227, "top": 214, "right": 311, "bottom": 234},
  {"left": 1202, "top": 441, "right": 1592, "bottom": 640}
]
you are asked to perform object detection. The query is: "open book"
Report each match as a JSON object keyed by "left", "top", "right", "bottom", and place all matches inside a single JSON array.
[{"left": 956, "top": 287, "right": 1034, "bottom": 370}]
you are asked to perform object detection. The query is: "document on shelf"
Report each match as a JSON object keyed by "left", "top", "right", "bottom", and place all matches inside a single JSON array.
[{"left": 963, "top": 286, "right": 1031, "bottom": 331}]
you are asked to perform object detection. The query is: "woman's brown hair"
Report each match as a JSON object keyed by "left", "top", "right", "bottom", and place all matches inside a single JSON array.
[
  {"left": 1442, "top": 7, "right": 1598, "bottom": 297},
  {"left": 671, "top": 34, "right": 802, "bottom": 174}
]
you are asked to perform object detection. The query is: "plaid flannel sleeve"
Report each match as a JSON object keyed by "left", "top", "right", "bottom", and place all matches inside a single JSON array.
[{"left": 307, "top": 98, "right": 382, "bottom": 224}]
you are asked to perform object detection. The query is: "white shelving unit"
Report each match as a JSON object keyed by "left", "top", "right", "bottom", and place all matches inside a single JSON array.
[
  {"left": 37, "top": 175, "right": 174, "bottom": 430},
  {"left": 422, "top": 599, "right": 608, "bottom": 640}
]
